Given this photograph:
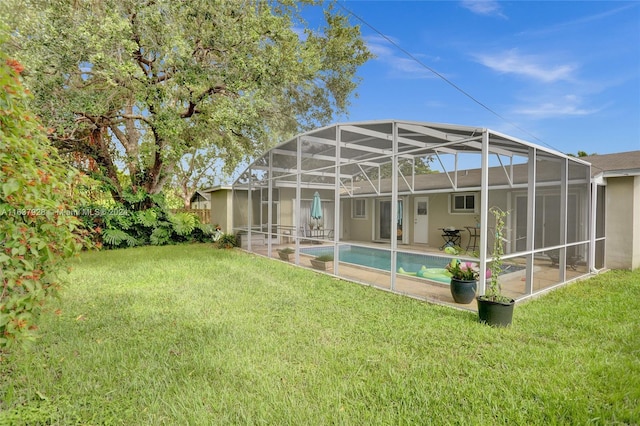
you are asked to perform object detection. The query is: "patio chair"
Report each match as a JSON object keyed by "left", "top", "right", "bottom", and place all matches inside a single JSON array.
[{"left": 299, "top": 224, "right": 312, "bottom": 244}]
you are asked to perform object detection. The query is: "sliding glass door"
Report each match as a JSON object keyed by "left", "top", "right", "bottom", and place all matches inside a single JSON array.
[{"left": 376, "top": 199, "right": 403, "bottom": 241}]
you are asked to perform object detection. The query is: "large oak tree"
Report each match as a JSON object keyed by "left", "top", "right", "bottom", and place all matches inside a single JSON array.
[{"left": 2, "top": 0, "right": 371, "bottom": 205}]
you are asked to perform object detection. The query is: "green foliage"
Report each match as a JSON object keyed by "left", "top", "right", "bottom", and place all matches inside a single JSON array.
[
  {"left": 101, "top": 228, "right": 138, "bottom": 248},
  {"left": 135, "top": 208, "right": 159, "bottom": 228},
  {"left": 169, "top": 212, "right": 196, "bottom": 236},
  {"left": 149, "top": 227, "right": 171, "bottom": 246},
  {"left": 78, "top": 190, "right": 214, "bottom": 249},
  {"left": 1, "top": 0, "right": 372, "bottom": 200},
  {"left": 0, "top": 399, "right": 63, "bottom": 425},
  {"left": 568, "top": 150, "right": 595, "bottom": 157},
  {"left": 484, "top": 206, "right": 511, "bottom": 302},
  {"left": 215, "top": 233, "right": 237, "bottom": 249},
  {"left": 315, "top": 254, "right": 334, "bottom": 262},
  {"left": 0, "top": 38, "right": 91, "bottom": 349}
]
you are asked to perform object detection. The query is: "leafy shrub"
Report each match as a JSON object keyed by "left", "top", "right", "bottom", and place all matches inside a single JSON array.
[
  {"left": 78, "top": 190, "right": 215, "bottom": 249},
  {"left": 150, "top": 226, "right": 171, "bottom": 246},
  {"left": 216, "top": 233, "right": 237, "bottom": 249},
  {"left": 0, "top": 47, "right": 91, "bottom": 349},
  {"left": 315, "top": 254, "right": 334, "bottom": 262},
  {"left": 101, "top": 228, "right": 138, "bottom": 247},
  {"left": 169, "top": 212, "right": 197, "bottom": 236}
]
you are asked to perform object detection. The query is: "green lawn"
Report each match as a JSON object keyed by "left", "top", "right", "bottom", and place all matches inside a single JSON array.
[{"left": 1, "top": 244, "right": 639, "bottom": 425}]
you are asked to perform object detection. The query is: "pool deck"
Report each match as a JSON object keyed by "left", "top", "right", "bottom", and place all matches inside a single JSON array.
[{"left": 248, "top": 240, "right": 590, "bottom": 312}]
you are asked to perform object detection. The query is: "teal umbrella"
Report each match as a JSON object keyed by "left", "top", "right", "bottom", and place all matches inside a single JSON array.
[
  {"left": 397, "top": 200, "right": 403, "bottom": 225},
  {"left": 311, "top": 191, "right": 323, "bottom": 220}
]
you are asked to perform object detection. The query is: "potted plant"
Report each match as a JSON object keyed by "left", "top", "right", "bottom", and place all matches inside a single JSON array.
[
  {"left": 310, "top": 253, "right": 334, "bottom": 271},
  {"left": 476, "top": 207, "right": 515, "bottom": 327},
  {"left": 444, "top": 246, "right": 479, "bottom": 304},
  {"left": 277, "top": 247, "right": 295, "bottom": 262}
]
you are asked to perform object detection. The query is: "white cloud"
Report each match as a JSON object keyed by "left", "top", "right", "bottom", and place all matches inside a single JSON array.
[
  {"left": 460, "top": 0, "right": 506, "bottom": 18},
  {"left": 475, "top": 49, "right": 577, "bottom": 83},
  {"left": 513, "top": 95, "right": 601, "bottom": 118},
  {"left": 365, "top": 35, "right": 396, "bottom": 58},
  {"left": 365, "top": 34, "right": 440, "bottom": 79}
]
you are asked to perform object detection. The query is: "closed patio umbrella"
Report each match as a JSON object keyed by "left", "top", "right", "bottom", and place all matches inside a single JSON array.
[
  {"left": 397, "top": 200, "right": 403, "bottom": 225},
  {"left": 311, "top": 191, "right": 323, "bottom": 221}
]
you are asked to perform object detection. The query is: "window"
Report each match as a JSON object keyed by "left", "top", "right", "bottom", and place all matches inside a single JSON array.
[
  {"left": 451, "top": 193, "right": 476, "bottom": 213},
  {"left": 352, "top": 199, "right": 367, "bottom": 219}
]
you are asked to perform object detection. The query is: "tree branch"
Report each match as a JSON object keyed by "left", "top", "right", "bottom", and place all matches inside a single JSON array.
[
  {"left": 119, "top": 114, "right": 152, "bottom": 125},
  {"left": 181, "top": 85, "right": 230, "bottom": 118}
]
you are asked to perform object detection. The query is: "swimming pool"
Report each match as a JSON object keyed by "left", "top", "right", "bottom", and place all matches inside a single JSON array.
[
  {"left": 301, "top": 245, "right": 451, "bottom": 276},
  {"left": 300, "top": 245, "right": 524, "bottom": 284}
]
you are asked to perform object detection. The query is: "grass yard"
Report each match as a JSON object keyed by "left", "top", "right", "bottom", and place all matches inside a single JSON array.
[{"left": 1, "top": 244, "right": 639, "bottom": 425}]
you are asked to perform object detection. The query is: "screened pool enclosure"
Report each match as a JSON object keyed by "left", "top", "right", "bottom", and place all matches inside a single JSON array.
[{"left": 232, "top": 120, "right": 594, "bottom": 307}]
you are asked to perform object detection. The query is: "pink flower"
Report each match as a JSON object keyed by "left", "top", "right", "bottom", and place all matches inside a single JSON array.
[{"left": 446, "top": 259, "right": 480, "bottom": 280}]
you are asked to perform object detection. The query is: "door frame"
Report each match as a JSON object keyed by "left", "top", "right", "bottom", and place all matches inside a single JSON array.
[
  {"left": 374, "top": 198, "right": 406, "bottom": 243},
  {"left": 413, "top": 196, "right": 429, "bottom": 244}
]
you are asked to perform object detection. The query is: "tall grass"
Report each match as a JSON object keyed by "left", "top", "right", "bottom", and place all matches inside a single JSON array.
[{"left": 1, "top": 244, "right": 638, "bottom": 425}]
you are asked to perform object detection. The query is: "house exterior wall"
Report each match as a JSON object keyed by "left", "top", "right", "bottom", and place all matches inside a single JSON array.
[
  {"left": 210, "top": 189, "right": 232, "bottom": 230},
  {"left": 424, "top": 191, "right": 509, "bottom": 250},
  {"left": 338, "top": 191, "right": 513, "bottom": 249},
  {"left": 276, "top": 187, "right": 333, "bottom": 225},
  {"left": 209, "top": 188, "right": 241, "bottom": 232},
  {"left": 634, "top": 176, "right": 640, "bottom": 269},
  {"left": 605, "top": 176, "right": 639, "bottom": 269},
  {"left": 427, "top": 193, "right": 480, "bottom": 248},
  {"left": 232, "top": 190, "right": 247, "bottom": 231},
  {"left": 219, "top": 185, "right": 343, "bottom": 241},
  {"left": 271, "top": 185, "right": 589, "bottom": 261},
  {"left": 342, "top": 198, "right": 373, "bottom": 241},
  {"left": 279, "top": 188, "right": 295, "bottom": 230}
]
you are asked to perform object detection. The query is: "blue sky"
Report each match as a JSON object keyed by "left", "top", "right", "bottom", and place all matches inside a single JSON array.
[{"left": 324, "top": 0, "right": 640, "bottom": 156}]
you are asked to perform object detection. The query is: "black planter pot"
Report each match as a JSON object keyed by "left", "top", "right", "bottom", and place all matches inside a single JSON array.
[
  {"left": 476, "top": 296, "right": 515, "bottom": 327},
  {"left": 450, "top": 278, "right": 477, "bottom": 304}
]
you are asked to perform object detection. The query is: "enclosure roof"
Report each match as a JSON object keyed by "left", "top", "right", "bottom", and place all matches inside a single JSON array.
[{"left": 233, "top": 119, "right": 589, "bottom": 188}]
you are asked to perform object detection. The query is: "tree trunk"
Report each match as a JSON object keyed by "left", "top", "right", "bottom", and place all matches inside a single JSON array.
[{"left": 91, "top": 127, "right": 124, "bottom": 204}]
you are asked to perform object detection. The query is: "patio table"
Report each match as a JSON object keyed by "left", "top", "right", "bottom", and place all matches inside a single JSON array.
[
  {"left": 439, "top": 228, "right": 461, "bottom": 250},
  {"left": 465, "top": 226, "right": 480, "bottom": 251}
]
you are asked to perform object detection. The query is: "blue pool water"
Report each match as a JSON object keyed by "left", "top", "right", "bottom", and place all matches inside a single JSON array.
[
  {"left": 301, "top": 245, "right": 449, "bottom": 273},
  {"left": 300, "top": 245, "right": 524, "bottom": 279}
]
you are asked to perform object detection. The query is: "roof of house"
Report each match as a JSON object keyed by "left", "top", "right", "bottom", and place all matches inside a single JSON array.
[
  {"left": 189, "top": 190, "right": 211, "bottom": 202},
  {"left": 350, "top": 156, "right": 591, "bottom": 196},
  {"left": 349, "top": 151, "right": 640, "bottom": 196},
  {"left": 585, "top": 151, "right": 640, "bottom": 177},
  {"left": 202, "top": 185, "right": 233, "bottom": 193}
]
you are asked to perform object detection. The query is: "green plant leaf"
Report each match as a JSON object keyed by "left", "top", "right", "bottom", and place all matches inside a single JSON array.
[
  {"left": 102, "top": 229, "right": 138, "bottom": 247},
  {"left": 150, "top": 227, "right": 171, "bottom": 246},
  {"left": 169, "top": 212, "right": 196, "bottom": 236},
  {"left": 2, "top": 179, "right": 19, "bottom": 197},
  {"left": 136, "top": 209, "right": 158, "bottom": 227}
]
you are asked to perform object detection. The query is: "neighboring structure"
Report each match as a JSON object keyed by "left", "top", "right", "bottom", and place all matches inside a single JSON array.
[
  {"left": 189, "top": 190, "right": 211, "bottom": 210},
  {"left": 202, "top": 185, "right": 234, "bottom": 231},
  {"left": 587, "top": 151, "right": 640, "bottom": 270},
  {"left": 229, "top": 120, "right": 595, "bottom": 303}
]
